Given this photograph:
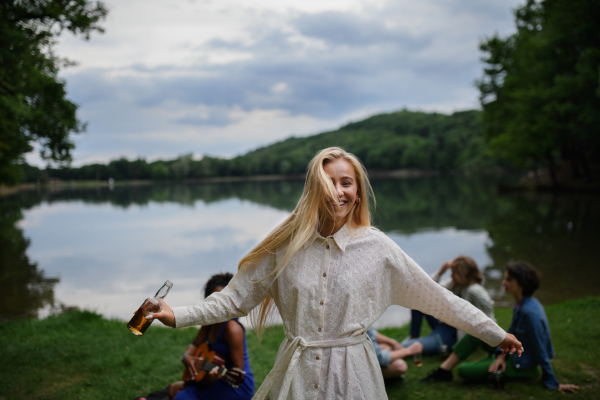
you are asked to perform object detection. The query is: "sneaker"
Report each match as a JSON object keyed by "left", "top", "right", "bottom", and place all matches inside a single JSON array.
[{"left": 420, "top": 368, "right": 453, "bottom": 383}]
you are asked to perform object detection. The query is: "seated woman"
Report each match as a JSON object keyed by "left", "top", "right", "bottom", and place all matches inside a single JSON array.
[
  {"left": 366, "top": 327, "right": 423, "bottom": 381},
  {"left": 421, "top": 261, "right": 579, "bottom": 393},
  {"left": 402, "top": 256, "right": 495, "bottom": 355},
  {"left": 169, "top": 273, "right": 255, "bottom": 400}
]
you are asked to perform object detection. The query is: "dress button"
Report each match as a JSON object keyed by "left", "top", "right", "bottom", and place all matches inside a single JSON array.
[
  {"left": 326, "top": 245, "right": 330, "bottom": 249},
  {"left": 320, "top": 300, "right": 324, "bottom": 305},
  {"left": 323, "top": 273, "right": 327, "bottom": 277},
  {"left": 316, "top": 356, "right": 320, "bottom": 360},
  {"left": 318, "top": 327, "right": 322, "bottom": 332},
  {"left": 314, "top": 384, "right": 318, "bottom": 389}
]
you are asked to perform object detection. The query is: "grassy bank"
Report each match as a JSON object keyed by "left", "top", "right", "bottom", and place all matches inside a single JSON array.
[{"left": 1, "top": 297, "right": 598, "bottom": 400}]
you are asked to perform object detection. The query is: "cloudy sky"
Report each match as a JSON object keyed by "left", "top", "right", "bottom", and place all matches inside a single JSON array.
[{"left": 29, "top": 0, "right": 522, "bottom": 166}]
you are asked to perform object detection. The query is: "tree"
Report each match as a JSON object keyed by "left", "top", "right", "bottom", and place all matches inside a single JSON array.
[
  {"left": 0, "top": 0, "right": 108, "bottom": 184},
  {"left": 477, "top": 0, "right": 600, "bottom": 186}
]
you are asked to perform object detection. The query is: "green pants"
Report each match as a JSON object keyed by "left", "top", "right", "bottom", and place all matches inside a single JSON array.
[{"left": 453, "top": 334, "right": 540, "bottom": 383}]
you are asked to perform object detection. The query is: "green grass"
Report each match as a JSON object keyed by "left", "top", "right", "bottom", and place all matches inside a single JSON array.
[{"left": 1, "top": 297, "right": 598, "bottom": 400}]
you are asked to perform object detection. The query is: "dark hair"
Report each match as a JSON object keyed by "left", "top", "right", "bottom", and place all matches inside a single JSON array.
[
  {"left": 453, "top": 256, "right": 483, "bottom": 285},
  {"left": 204, "top": 272, "right": 234, "bottom": 298},
  {"left": 505, "top": 261, "right": 542, "bottom": 297}
]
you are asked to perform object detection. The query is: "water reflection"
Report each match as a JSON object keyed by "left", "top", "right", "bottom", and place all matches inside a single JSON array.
[
  {"left": 0, "top": 201, "right": 58, "bottom": 321},
  {"left": 1, "top": 177, "right": 598, "bottom": 327},
  {"left": 482, "top": 193, "right": 600, "bottom": 306}
]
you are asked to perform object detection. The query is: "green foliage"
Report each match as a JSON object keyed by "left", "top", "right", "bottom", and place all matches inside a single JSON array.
[
  {"left": 230, "top": 110, "right": 488, "bottom": 175},
  {"left": 0, "top": 0, "right": 108, "bottom": 185},
  {"left": 39, "top": 109, "right": 492, "bottom": 183},
  {"left": 477, "top": 0, "right": 600, "bottom": 185}
]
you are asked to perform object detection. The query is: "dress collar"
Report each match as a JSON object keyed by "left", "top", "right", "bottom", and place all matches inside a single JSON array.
[{"left": 303, "top": 223, "right": 354, "bottom": 252}]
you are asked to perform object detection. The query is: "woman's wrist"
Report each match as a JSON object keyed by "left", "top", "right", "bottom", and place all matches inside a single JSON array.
[{"left": 181, "top": 344, "right": 197, "bottom": 362}]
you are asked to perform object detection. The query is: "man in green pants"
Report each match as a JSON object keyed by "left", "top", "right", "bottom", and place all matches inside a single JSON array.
[
  {"left": 448, "top": 332, "right": 538, "bottom": 383},
  {"left": 421, "top": 261, "right": 579, "bottom": 393}
]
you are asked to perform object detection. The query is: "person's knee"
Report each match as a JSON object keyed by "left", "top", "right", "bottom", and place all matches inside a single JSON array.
[
  {"left": 456, "top": 363, "right": 474, "bottom": 380},
  {"left": 168, "top": 381, "right": 185, "bottom": 400},
  {"left": 379, "top": 343, "right": 392, "bottom": 351},
  {"left": 383, "top": 359, "right": 407, "bottom": 377}
]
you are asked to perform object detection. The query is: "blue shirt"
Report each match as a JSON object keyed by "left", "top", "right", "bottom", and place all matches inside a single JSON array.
[{"left": 507, "top": 296, "right": 559, "bottom": 389}]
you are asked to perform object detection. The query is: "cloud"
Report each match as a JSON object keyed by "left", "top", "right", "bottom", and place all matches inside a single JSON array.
[
  {"left": 292, "top": 11, "right": 432, "bottom": 48},
  {"left": 31, "top": 0, "right": 523, "bottom": 166}
]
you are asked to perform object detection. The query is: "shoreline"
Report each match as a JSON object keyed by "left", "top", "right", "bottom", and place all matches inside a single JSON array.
[
  {"left": 3, "top": 167, "right": 598, "bottom": 197},
  {"left": 0, "top": 169, "right": 443, "bottom": 197}
]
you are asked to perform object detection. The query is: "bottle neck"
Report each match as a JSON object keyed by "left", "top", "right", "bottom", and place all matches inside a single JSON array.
[{"left": 154, "top": 281, "right": 173, "bottom": 299}]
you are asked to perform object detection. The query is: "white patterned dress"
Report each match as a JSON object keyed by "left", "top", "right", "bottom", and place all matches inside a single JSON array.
[{"left": 172, "top": 224, "right": 506, "bottom": 400}]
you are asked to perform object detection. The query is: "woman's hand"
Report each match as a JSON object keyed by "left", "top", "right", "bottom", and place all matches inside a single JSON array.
[
  {"left": 405, "top": 342, "right": 423, "bottom": 356},
  {"left": 497, "top": 333, "right": 523, "bottom": 356},
  {"left": 557, "top": 383, "right": 579, "bottom": 393},
  {"left": 390, "top": 339, "right": 402, "bottom": 351},
  {"left": 183, "top": 356, "right": 200, "bottom": 379},
  {"left": 146, "top": 300, "right": 175, "bottom": 327},
  {"left": 487, "top": 354, "right": 506, "bottom": 373},
  {"left": 438, "top": 261, "right": 453, "bottom": 276},
  {"left": 203, "top": 366, "right": 223, "bottom": 385}
]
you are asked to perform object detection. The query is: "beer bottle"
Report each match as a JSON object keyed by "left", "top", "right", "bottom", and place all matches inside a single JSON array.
[{"left": 127, "top": 280, "right": 173, "bottom": 336}]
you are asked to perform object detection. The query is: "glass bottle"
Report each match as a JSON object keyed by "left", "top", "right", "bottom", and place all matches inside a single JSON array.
[{"left": 127, "top": 280, "right": 173, "bottom": 336}]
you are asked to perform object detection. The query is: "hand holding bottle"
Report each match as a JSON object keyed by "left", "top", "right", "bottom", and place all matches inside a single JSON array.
[
  {"left": 145, "top": 300, "right": 176, "bottom": 327},
  {"left": 127, "top": 280, "right": 173, "bottom": 335}
]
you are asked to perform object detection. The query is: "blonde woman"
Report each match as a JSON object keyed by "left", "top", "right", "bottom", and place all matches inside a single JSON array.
[{"left": 150, "top": 147, "right": 522, "bottom": 400}]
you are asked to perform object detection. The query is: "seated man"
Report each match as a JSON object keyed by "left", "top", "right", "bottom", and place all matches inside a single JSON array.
[
  {"left": 367, "top": 327, "right": 423, "bottom": 380},
  {"left": 421, "top": 261, "right": 579, "bottom": 393}
]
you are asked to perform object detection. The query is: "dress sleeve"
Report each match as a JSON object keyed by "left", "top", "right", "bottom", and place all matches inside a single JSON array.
[
  {"left": 464, "top": 284, "right": 496, "bottom": 321},
  {"left": 172, "top": 252, "right": 275, "bottom": 328},
  {"left": 383, "top": 237, "right": 506, "bottom": 346}
]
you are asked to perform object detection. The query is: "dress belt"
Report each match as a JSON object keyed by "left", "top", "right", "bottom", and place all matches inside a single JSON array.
[{"left": 252, "top": 332, "right": 370, "bottom": 400}]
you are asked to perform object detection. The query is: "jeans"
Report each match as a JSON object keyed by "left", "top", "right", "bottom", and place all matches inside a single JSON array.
[{"left": 401, "top": 309, "right": 457, "bottom": 355}]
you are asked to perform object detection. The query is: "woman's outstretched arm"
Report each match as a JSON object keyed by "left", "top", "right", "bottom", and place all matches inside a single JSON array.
[
  {"left": 383, "top": 235, "right": 521, "bottom": 353},
  {"left": 150, "top": 253, "right": 275, "bottom": 328}
]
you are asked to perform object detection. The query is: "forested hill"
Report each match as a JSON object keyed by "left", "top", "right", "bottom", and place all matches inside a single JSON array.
[
  {"left": 232, "top": 109, "right": 487, "bottom": 176},
  {"left": 32, "top": 109, "right": 491, "bottom": 182}
]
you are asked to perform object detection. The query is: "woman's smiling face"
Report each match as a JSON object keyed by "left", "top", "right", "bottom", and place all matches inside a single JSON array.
[{"left": 323, "top": 158, "right": 359, "bottom": 224}]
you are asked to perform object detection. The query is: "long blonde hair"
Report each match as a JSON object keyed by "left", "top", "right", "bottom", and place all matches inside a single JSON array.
[{"left": 240, "top": 147, "right": 375, "bottom": 339}]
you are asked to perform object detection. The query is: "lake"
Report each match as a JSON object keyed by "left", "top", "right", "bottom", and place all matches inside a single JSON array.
[{"left": 1, "top": 176, "right": 599, "bottom": 329}]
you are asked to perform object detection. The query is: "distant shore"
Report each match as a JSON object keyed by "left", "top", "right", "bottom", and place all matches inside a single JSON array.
[
  {"left": 0, "top": 169, "right": 443, "bottom": 197},
  {"left": 3, "top": 166, "right": 598, "bottom": 198}
]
